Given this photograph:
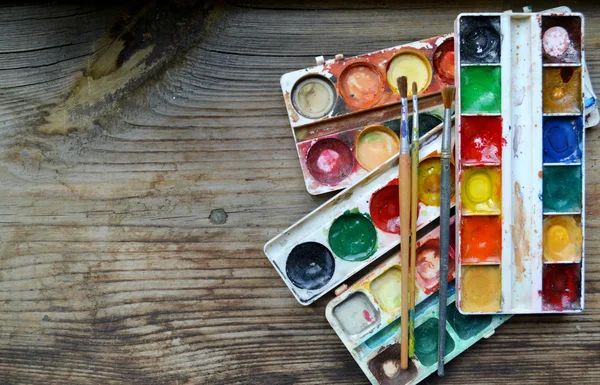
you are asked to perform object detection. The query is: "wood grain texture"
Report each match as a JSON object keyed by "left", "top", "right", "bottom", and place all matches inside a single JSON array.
[{"left": 0, "top": 1, "right": 599, "bottom": 384}]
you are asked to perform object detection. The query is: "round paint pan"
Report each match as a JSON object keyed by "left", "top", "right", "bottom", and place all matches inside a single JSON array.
[
  {"left": 432, "top": 37, "right": 455, "bottom": 84},
  {"left": 543, "top": 119, "right": 578, "bottom": 161},
  {"left": 338, "top": 62, "right": 385, "bottom": 109},
  {"left": 543, "top": 26, "right": 571, "bottom": 58},
  {"left": 415, "top": 238, "right": 442, "bottom": 294},
  {"left": 355, "top": 125, "right": 400, "bottom": 172},
  {"left": 369, "top": 184, "right": 400, "bottom": 234},
  {"left": 386, "top": 51, "right": 432, "bottom": 95},
  {"left": 417, "top": 157, "right": 455, "bottom": 207},
  {"left": 328, "top": 213, "right": 377, "bottom": 262},
  {"left": 306, "top": 138, "right": 354, "bottom": 185},
  {"left": 285, "top": 241, "right": 335, "bottom": 290},
  {"left": 291, "top": 75, "right": 336, "bottom": 119}
]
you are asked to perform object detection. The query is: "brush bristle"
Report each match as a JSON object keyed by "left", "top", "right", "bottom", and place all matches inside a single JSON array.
[
  {"left": 397, "top": 76, "right": 407, "bottom": 98},
  {"left": 412, "top": 82, "right": 418, "bottom": 97},
  {"left": 442, "top": 85, "right": 456, "bottom": 109}
]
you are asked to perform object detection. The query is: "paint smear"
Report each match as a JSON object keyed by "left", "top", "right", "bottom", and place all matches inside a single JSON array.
[
  {"left": 416, "top": 238, "right": 455, "bottom": 295},
  {"left": 542, "top": 263, "right": 581, "bottom": 311},
  {"left": 369, "top": 184, "right": 400, "bottom": 233},
  {"left": 414, "top": 317, "right": 455, "bottom": 367},
  {"left": 418, "top": 157, "right": 455, "bottom": 207},
  {"left": 370, "top": 267, "right": 402, "bottom": 313},
  {"left": 460, "top": 167, "right": 501, "bottom": 214},
  {"left": 433, "top": 37, "right": 455, "bottom": 84},
  {"left": 387, "top": 52, "right": 432, "bottom": 95},
  {"left": 328, "top": 213, "right": 377, "bottom": 261},
  {"left": 543, "top": 216, "right": 582, "bottom": 263},
  {"left": 461, "top": 265, "right": 501, "bottom": 312},
  {"left": 355, "top": 126, "right": 399, "bottom": 171},
  {"left": 511, "top": 182, "right": 529, "bottom": 283},
  {"left": 543, "top": 116, "right": 582, "bottom": 163},
  {"left": 285, "top": 242, "right": 335, "bottom": 290},
  {"left": 460, "top": 216, "right": 502, "bottom": 264},
  {"left": 542, "top": 67, "right": 582, "bottom": 114},
  {"left": 306, "top": 138, "right": 354, "bottom": 185},
  {"left": 292, "top": 76, "right": 336, "bottom": 118},
  {"left": 460, "top": 66, "right": 502, "bottom": 114},
  {"left": 460, "top": 116, "right": 502, "bottom": 164},
  {"left": 333, "top": 292, "right": 379, "bottom": 336},
  {"left": 459, "top": 16, "right": 501, "bottom": 64},
  {"left": 446, "top": 302, "right": 492, "bottom": 340},
  {"left": 339, "top": 63, "right": 384, "bottom": 108},
  {"left": 367, "top": 344, "right": 418, "bottom": 385},
  {"left": 542, "top": 166, "right": 582, "bottom": 213}
]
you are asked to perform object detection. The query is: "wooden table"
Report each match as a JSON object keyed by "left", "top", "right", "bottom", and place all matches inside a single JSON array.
[{"left": 1, "top": 1, "right": 598, "bottom": 384}]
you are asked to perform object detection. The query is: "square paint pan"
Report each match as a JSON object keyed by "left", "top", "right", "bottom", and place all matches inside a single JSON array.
[
  {"left": 325, "top": 223, "right": 510, "bottom": 385},
  {"left": 281, "top": 34, "right": 456, "bottom": 194},
  {"left": 454, "top": 10, "right": 592, "bottom": 314},
  {"left": 265, "top": 125, "right": 457, "bottom": 305}
]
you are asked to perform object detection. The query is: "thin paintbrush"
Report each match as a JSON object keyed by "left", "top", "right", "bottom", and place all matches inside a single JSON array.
[
  {"left": 409, "top": 82, "right": 419, "bottom": 359},
  {"left": 438, "top": 85, "right": 455, "bottom": 376},
  {"left": 397, "top": 76, "right": 411, "bottom": 370}
]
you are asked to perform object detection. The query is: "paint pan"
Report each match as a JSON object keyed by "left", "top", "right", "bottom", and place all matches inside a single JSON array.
[
  {"left": 265, "top": 127, "right": 453, "bottom": 305},
  {"left": 281, "top": 35, "right": 456, "bottom": 195},
  {"left": 455, "top": 10, "right": 591, "bottom": 314},
  {"left": 325, "top": 223, "right": 510, "bottom": 385}
]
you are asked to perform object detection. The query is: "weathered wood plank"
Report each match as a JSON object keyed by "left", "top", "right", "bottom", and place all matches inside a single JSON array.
[{"left": 0, "top": 1, "right": 599, "bottom": 384}]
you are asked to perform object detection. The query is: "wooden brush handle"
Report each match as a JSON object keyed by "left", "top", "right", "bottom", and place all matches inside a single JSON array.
[
  {"left": 399, "top": 153, "right": 411, "bottom": 370},
  {"left": 410, "top": 143, "right": 419, "bottom": 309}
]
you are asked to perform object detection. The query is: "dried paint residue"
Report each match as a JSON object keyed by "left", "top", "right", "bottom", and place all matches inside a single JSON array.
[
  {"left": 542, "top": 264, "right": 581, "bottom": 311},
  {"left": 387, "top": 52, "right": 432, "bottom": 95},
  {"left": 511, "top": 182, "right": 530, "bottom": 283},
  {"left": 292, "top": 76, "right": 336, "bottom": 119},
  {"left": 418, "top": 157, "right": 455, "bottom": 207},
  {"left": 415, "top": 238, "right": 454, "bottom": 295},
  {"left": 305, "top": 138, "right": 354, "bottom": 185},
  {"left": 339, "top": 64, "right": 384, "bottom": 108},
  {"left": 370, "top": 267, "right": 402, "bottom": 313},
  {"left": 460, "top": 265, "right": 501, "bottom": 313},
  {"left": 460, "top": 116, "right": 502, "bottom": 164},
  {"left": 369, "top": 184, "right": 400, "bottom": 234},
  {"left": 333, "top": 292, "right": 379, "bottom": 336},
  {"left": 328, "top": 212, "right": 377, "bottom": 261},
  {"left": 542, "top": 67, "right": 582, "bottom": 114},
  {"left": 543, "top": 216, "right": 582, "bottom": 262},
  {"left": 460, "top": 167, "right": 501, "bottom": 214},
  {"left": 460, "top": 216, "right": 501, "bottom": 264},
  {"left": 355, "top": 126, "right": 399, "bottom": 171}
]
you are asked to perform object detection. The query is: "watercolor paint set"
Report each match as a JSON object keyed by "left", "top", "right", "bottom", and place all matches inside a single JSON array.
[
  {"left": 326, "top": 224, "right": 510, "bottom": 385},
  {"left": 280, "top": 34, "right": 456, "bottom": 194},
  {"left": 454, "top": 11, "right": 588, "bottom": 314},
  {"left": 265, "top": 127, "right": 456, "bottom": 305}
]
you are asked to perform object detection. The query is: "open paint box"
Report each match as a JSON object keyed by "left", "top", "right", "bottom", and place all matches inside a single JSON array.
[
  {"left": 281, "top": 35, "right": 455, "bottom": 194},
  {"left": 265, "top": 126, "right": 456, "bottom": 305},
  {"left": 326, "top": 223, "right": 510, "bottom": 385},
  {"left": 454, "top": 10, "right": 593, "bottom": 314}
]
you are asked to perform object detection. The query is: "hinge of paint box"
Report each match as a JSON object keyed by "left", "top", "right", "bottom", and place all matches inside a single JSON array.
[
  {"left": 334, "top": 284, "right": 348, "bottom": 297},
  {"left": 315, "top": 55, "right": 325, "bottom": 65}
]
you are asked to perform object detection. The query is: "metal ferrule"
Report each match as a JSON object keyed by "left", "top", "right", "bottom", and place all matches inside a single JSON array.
[
  {"left": 412, "top": 95, "right": 419, "bottom": 142},
  {"left": 400, "top": 97, "right": 410, "bottom": 154},
  {"left": 441, "top": 108, "right": 452, "bottom": 157}
]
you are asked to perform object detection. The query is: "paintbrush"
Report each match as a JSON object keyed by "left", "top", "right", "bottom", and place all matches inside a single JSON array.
[
  {"left": 438, "top": 85, "right": 455, "bottom": 377},
  {"left": 397, "top": 76, "right": 411, "bottom": 370},
  {"left": 409, "top": 81, "right": 419, "bottom": 359}
]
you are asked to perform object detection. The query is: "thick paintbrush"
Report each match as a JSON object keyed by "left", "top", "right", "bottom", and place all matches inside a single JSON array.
[
  {"left": 409, "top": 81, "right": 419, "bottom": 359},
  {"left": 438, "top": 85, "right": 455, "bottom": 376},
  {"left": 397, "top": 76, "right": 411, "bottom": 370}
]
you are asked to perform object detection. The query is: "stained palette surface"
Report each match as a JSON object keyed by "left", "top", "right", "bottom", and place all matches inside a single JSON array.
[
  {"left": 265, "top": 130, "right": 454, "bottom": 305},
  {"left": 281, "top": 35, "right": 456, "bottom": 194},
  {"left": 455, "top": 11, "right": 588, "bottom": 314},
  {"left": 326, "top": 224, "right": 509, "bottom": 385}
]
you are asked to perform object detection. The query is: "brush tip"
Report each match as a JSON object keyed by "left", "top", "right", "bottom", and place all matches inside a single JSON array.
[
  {"left": 442, "top": 85, "right": 456, "bottom": 109},
  {"left": 412, "top": 81, "right": 418, "bottom": 96},
  {"left": 397, "top": 76, "right": 407, "bottom": 98}
]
